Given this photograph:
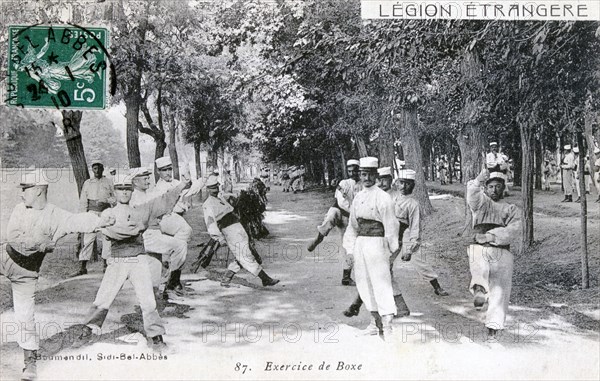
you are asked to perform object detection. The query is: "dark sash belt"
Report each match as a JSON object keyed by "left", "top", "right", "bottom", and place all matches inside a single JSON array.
[
  {"left": 6, "top": 244, "right": 46, "bottom": 273},
  {"left": 88, "top": 200, "right": 111, "bottom": 213},
  {"left": 217, "top": 212, "right": 239, "bottom": 230},
  {"left": 356, "top": 218, "right": 385, "bottom": 237},
  {"left": 111, "top": 235, "right": 145, "bottom": 257},
  {"left": 472, "top": 223, "right": 510, "bottom": 250}
]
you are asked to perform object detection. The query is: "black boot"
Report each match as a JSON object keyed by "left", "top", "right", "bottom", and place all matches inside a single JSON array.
[
  {"left": 341, "top": 269, "right": 356, "bottom": 286},
  {"left": 394, "top": 294, "right": 410, "bottom": 317},
  {"left": 473, "top": 284, "right": 487, "bottom": 309},
  {"left": 430, "top": 279, "right": 449, "bottom": 296},
  {"left": 343, "top": 295, "right": 363, "bottom": 317},
  {"left": 22, "top": 349, "right": 37, "bottom": 381},
  {"left": 166, "top": 270, "right": 184, "bottom": 295},
  {"left": 258, "top": 270, "right": 280, "bottom": 287},
  {"left": 307, "top": 233, "right": 325, "bottom": 252},
  {"left": 69, "top": 260, "right": 88, "bottom": 277},
  {"left": 220, "top": 270, "right": 236, "bottom": 287},
  {"left": 150, "top": 335, "right": 167, "bottom": 352}
]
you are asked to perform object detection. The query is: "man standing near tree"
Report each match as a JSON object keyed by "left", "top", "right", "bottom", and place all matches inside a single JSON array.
[
  {"left": 466, "top": 166, "right": 521, "bottom": 340},
  {"left": 561, "top": 144, "right": 576, "bottom": 202},
  {"left": 307, "top": 159, "right": 361, "bottom": 286},
  {"left": 71, "top": 159, "right": 115, "bottom": 277}
]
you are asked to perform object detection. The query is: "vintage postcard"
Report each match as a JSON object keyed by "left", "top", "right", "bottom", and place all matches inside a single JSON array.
[{"left": 1, "top": 0, "right": 599, "bottom": 380}]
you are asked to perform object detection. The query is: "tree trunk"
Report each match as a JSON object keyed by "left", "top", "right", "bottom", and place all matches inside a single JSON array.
[
  {"left": 60, "top": 110, "right": 89, "bottom": 195},
  {"left": 378, "top": 125, "right": 395, "bottom": 167},
  {"left": 398, "top": 108, "right": 433, "bottom": 215},
  {"left": 354, "top": 135, "right": 368, "bottom": 157},
  {"left": 166, "top": 110, "right": 180, "bottom": 180},
  {"left": 577, "top": 132, "right": 589, "bottom": 289},
  {"left": 456, "top": 122, "right": 486, "bottom": 235},
  {"left": 125, "top": 95, "right": 142, "bottom": 168},
  {"left": 519, "top": 120, "right": 535, "bottom": 250},
  {"left": 534, "top": 137, "right": 543, "bottom": 190},
  {"left": 194, "top": 141, "right": 202, "bottom": 179}
]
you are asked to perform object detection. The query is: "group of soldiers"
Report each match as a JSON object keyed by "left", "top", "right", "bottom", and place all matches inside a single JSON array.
[
  {"left": 306, "top": 156, "right": 519, "bottom": 341},
  {"left": 1, "top": 156, "right": 279, "bottom": 381},
  {"left": 275, "top": 165, "right": 305, "bottom": 193},
  {"left": 560, "top": 144, "right": 600, "bottom": 203}
]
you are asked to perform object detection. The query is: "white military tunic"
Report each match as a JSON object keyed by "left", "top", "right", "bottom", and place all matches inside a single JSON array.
[
  {"left": 203, "top": 195, "right": 262, "bottom": 276},
  {"left": 344, "top": 186, "right": 399, "bottom": 316},
  {"left": 2, "top": 204, "right": 100, "bottom": 350}
]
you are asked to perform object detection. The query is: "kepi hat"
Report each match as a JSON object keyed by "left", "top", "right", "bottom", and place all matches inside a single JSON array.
[
  {"left": 359, "top": 157, "right": 378, "bottom": 170},
  {"left": 346, "top": 159, "right": 360, "bottom": 167},
  {"left": 397, "top": 169, "right": 416, "bottom": 181},
  {"left": 155, "top": 156, "right": 172, "bottom": 170},
  {"left": 377, "top": 167, "right": 393, "bottom": 177},
  {"left": 18, "top": 169, "right": 48, "bottom": 189}
]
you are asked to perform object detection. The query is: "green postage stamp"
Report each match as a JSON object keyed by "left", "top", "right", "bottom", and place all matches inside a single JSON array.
[{"left": 6, "top": 25, "right": 109, "bottom": 110}]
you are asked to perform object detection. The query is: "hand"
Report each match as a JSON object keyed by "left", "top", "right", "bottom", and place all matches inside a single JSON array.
[
  {"left": 475, "top": 233, "right": 492, "bottom": 244},
  {"left": 98, "top": 214, "right": 116, "bottom": 229},
  {"left": 401, "top": 251, "right": 412, "bottom": 261},
  {"left": 181, "top": 174, "right": 192, "bottom": 188},
  {"left": 476, "top": 166, "right": 490, "bottom": 183},
  {"left": 38, "top": 241, "right": 55, "bottom": 253}
]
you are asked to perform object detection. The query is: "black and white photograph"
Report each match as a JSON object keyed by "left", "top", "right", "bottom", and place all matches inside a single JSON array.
[{"left": 0, "top": 0, "right": 599, "bottom": 380}]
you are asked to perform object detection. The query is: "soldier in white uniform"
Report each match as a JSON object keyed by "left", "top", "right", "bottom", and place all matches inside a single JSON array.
[
  {"left": 561, "top": 145, "right": 576, "bottom": 202},
  {"left": 594, "top": 147, "right": 600, "bottom": 203},
  {"left": 1, "top": 172, "right": 114, "bottom": 381},
  {"left": 71, "top": 159, "right": 115, "bottom": 277},
  {"left": 77, "top": 174, "right": 187, "bottom": 352},
  {"left": 203, "top": 176, "right": 280, "bottom": 287},
  {"left": 129, "top": 167, "right": 189, "bottom": 298},
  {"left": 153, "top": 157, "right": 194, "bottom": 294},
  {"left": 307, "top": 159, "right": 361, "bottom": 286},
  {"left": 467, "top": 167, "right": 521, "bottom": 339},
  {"left": 343, "top": 157, "right": 399, "bottom": 340},
  {"left": 291, "top": 165, "right": 305, "bottom": 193}
]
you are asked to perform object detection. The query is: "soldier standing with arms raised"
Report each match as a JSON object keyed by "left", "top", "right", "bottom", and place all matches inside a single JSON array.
[{"left": 467, "top": 165, "right": 521, "bottom": 340}]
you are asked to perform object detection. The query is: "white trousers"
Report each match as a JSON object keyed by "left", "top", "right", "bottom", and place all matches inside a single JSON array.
[
  {"left": 223, "top": 223, "right": 262, "bottom": 276},
  {"left": 143, "top": 229, "right": 187, "bottom": 287},
  {"left": 468, "top": 244, "right": 513, "bottom": 330},
  {"left": 316, "top": 207, "right": 353, "bottom": 270},
  {"left": 0, "top": 250, "right": 39, "bottom": 350},
  {"left": 159, "top": 213, "right": 192, "bottom": 242},
  {"left": 88, "top": 255, "right": 165, "bottom": 338},
  {"left": 79, "top": 210, "right": 103, "bottom": 261},
  {"left": 353, "top": 237, "right": 396, "bottom": 316},
  {"left": 390, "top": 247, "right": 438, "bottom": 295}
]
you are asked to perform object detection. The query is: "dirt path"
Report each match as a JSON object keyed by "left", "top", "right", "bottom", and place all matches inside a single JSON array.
[{"left": 1, "top": 186, "right": 598, "bottom": 380}]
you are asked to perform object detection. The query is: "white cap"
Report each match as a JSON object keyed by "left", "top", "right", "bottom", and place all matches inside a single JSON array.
[
  {"left": 359, "top": 157, "right": 378, "bottom": 169},
  {"left": 113, "top": 174, "right": 133, "bottom": 189},
  {"left": 129, "top": 167, "right": 152, "bottom": 178},
  {"left": 346, "top": 159, "right": 360, "bottom": 167},
  {"left": 594, "top": 147, "right": 600, "bottom": 154},
  {"left": 490, "top": 142, "right": 498, "bottom": 146},
  {"left": 488, "top": 172, "right": 507, "bottom": 183},
  {"left": 398, "top": 169, "right": 416, "bottom": 181},
  {"left": 377, "top": 167, "right": 392, "bottom": 177},
  {"left": 90, "top": 157, "right": 103, "bottom": 166},
  {"left": 564, "top": 144, "right": 571, "bottom": 150},
  {"left": 573, "top": 147, "right": 579, "bottom": 154},
  {"left": 155, "top": 156, "right": 172, "bottom": 169},
  {"left": 18, "top": 169, "right": 49, "bottom": 189},
  {"left": 206, "top": 175, "right": 220, "bottom": 188}
]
